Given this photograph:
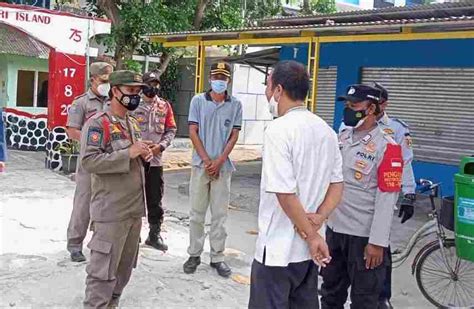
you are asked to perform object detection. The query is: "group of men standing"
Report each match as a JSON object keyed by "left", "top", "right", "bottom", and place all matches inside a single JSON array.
[{"left": 64, "top": 58, "right": 415, "bottom": 308}]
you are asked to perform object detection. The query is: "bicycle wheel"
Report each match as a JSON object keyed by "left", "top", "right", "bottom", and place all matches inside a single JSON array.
[{"left": 415, "top": 239, "right": 474, "bottom": 308}]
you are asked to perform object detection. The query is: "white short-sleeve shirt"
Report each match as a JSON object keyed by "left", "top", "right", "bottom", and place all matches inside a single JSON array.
[{"left": 255, "top": 106, "right": 343, "bottom": 267}]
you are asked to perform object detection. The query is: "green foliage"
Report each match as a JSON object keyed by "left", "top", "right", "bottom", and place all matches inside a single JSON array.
[
  {"left": 55, "top": 139, "right": 80, "bottom": 155},
  {"left": 123, "top": 59, "right": 142, "bottom": 73},
  {"left": 308, "top": 0, "right": 337, "bottom": 14}
]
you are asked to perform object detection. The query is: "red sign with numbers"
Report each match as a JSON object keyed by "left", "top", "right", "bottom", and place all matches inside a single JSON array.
[{"left": 47, "top": 49, "right": 86, "bottom": 129}]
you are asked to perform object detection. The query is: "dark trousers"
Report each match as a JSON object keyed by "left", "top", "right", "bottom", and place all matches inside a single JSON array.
[
  {"left": 249, "top": 259, "right": 319, "bottom": 309},
  {"left": 379, "top": 246, "right": 392, "bottom": 300},
  {"left": 321, "top": 228, "right": 387, "bottom": 309},
  {"left": 145, "top": 166, "right": 164, "bottom": 226}
]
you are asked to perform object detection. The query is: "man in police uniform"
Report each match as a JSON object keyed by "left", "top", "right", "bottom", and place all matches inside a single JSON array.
[
  {"left": 374, "top": 82, "right": 416, "bottom": 309},
  {"left": 321, "top": 84, "right": 403, "bottom": 309},
  {"left": 80, "top": 70, "right": 151, "bottom": 308},
  {"left": 132, "top": 71, "right": 177, "bottom": 251},
  {"left": 66, "top": 62, "right": 113, "bottom": 262}
]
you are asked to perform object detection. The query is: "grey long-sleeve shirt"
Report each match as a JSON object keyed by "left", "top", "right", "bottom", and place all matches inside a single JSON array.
[{"left": 328, "top": 126, "right": 402, "bottom": 247}]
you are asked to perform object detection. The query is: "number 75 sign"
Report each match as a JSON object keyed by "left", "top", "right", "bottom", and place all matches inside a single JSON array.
[{"left": 47, "top": 50, "right": 86, "bottom": 129}]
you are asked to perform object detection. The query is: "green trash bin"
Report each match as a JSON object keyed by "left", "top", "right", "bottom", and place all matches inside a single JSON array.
[{"left": 455, "top": 156, "right": 474, "bottom": 262}]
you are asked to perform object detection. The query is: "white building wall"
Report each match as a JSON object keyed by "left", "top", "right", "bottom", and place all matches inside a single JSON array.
[{"left": 232, "top": 64, "right": 272, "bottom": 145}]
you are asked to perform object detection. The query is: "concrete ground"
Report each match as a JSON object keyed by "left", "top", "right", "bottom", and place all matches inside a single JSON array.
[{"left": 0, "top": 150, "right": 438, "bottom": 308}]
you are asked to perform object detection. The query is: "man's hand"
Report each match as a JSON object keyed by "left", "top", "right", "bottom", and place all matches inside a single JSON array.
[
  {"left": 129, "top": 141, "right": 152, "bottom": 160},
  {"left": 399, "top": 193, "right": 416, "bottom": 223},
  {"left": 364, "top": 244, "right": 384, "bottom": 269},
  {"left": 307, "top": 234, "right": 331, "bottom": 268},
  {"left": 307, "top": 213, "right": 325, "bottom": 231},
  {"left": 206, "top": 157, "right": 224, "bottom": 177},
  {"left": 149, "top": 144, "right": 162, "bottom": 156}
]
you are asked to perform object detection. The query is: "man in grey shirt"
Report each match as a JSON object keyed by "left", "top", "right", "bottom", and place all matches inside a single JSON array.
[{"left": 183, "top": 62, "right": 242, "bottom": 278}]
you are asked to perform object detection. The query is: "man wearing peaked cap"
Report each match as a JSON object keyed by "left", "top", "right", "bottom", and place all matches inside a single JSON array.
[
  {"left": 320, "top": 83, "right": 403, "bottom": 309},
  {"left": 183, "top": 61, "right": 242, "bottom": 278},
  {"left": 132, "top": 71, "right": 177, "bottom": 252},
  {"left": 80, "top": 70, "right": 152, "bottom": 308},
  {"left": 66, "top": 61, "right": 113, "bottom": 263}
]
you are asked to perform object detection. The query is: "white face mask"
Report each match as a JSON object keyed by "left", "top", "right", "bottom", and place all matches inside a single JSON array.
[
  {"left": 268, "top": 96, "right": 279, "bottom": 118},
  {"left": 97, "top": 83, "right": 111, "bottom": 97}
]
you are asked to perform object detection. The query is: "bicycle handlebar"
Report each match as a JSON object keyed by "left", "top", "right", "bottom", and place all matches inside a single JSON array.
[{"left": 416, "top": 178, "right": 441, "bottom": 195}]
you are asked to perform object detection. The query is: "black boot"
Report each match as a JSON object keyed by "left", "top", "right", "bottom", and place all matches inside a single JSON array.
[{"left": 145, "top": 223, "right": 168, "bottom": 252}]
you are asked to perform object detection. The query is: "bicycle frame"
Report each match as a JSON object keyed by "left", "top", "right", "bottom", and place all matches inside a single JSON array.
[{"left": 393, "top": 218, "right": 436, "bottom": 263}]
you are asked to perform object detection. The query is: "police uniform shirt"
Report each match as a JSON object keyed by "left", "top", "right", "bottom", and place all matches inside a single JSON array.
[
  {"left": 132, "top": 97, "right": 177, "bottom": 167},
  {"left": 328, "top": 126, "right": 402, "bottom": 247},
  {"left": 67, "top": 89, "right": 110, "bottom": 130},
  {"left": 255, "top": 107, "right": 343, "bottom": 267},
  {"left": 80, "top": 112, "right": 146, "bottom": 222}
]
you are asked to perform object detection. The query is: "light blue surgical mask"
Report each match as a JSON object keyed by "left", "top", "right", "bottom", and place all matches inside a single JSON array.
[{"left": 210, "top": 80, "right": 228, "bottom": 94}]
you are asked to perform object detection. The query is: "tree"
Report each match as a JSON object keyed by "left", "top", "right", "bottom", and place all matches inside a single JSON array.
[
  {"left": 302, "top": 0, "right": 337, "bottom": 14},
  {"left": 88, "top": 0, "right": 282, "bottom": 74}
]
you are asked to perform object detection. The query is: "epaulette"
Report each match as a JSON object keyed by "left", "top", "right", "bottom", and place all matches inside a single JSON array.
[
  {"left": 393, "top": 118, "right": 409, "bottom": 128},
  {"left": 72, "top": 92, "right": 87, "bottom": 102},
  {"left": 90, "top": 111, "right": 107, "bottom": 120},
  {"left": 383, "top": 132, "right": 398, "bottom": 145},
  {"left": 128, "top": 114, "right": 139, "bottom": 122}
]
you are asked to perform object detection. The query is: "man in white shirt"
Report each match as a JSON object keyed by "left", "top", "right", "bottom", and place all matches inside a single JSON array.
[{"left": 249, "top": 60, "right": 344, "bottom": 309}]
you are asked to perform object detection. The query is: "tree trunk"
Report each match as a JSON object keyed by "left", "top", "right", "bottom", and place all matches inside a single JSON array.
[
  {"left": 193, "top": 0, "right": 211, "bottom": 30},
  {"left": 156, "top": 52, "right": 172, "bottom": 79},
  {"left": 97, "top": 0, "right": 121, "bottom": 25},
  {"left": 302, "top": 0, "right": 311, "bottom": 14},
  {"left": 114, "top": 48, "right": 125, "bottom": 70}
]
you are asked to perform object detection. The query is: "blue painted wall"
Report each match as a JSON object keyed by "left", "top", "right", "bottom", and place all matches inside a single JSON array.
[
  {"left": 279, "top": 44, "right": 309, "bottom": 65},
  {"left": 280, "top": 38, "right": 474, "bottom": 195}
]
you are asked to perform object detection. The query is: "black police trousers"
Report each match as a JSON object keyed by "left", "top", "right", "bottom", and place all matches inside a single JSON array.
[
  {"left": 249, "top": 258, "right": 319, "bottom": 309},
  {"left": 379, "top": 246, "right": 393, "bottom": 300},
  {"left": 321, "top": 228, "right": 388, "bottom": 309},
  {"left": 145, "top": 166, "right": 165, "bottom": 225}
]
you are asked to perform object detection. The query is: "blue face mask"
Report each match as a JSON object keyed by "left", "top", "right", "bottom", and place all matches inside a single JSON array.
[{"left": 210, "top": 80, "right": 228, "bottom": 94}]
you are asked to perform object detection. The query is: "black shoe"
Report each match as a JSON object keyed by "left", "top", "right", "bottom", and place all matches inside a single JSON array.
[
  {"left": 183, "top": 256, "right": 201, "bottom": 274},
  {"left": 145, "top": 234, "right": 168, "bottom": 252},
  {"left": 378, "top": 298, "right": 394, "bottom": 309},
  {"left": 210, "top": 261, "right": 232, "bottom": 278},
  {"left": 70, "top": 251, "right": 86, "bottom": 262},
  {"left": 146, "top": 224, "right": 168, "bottom": 252}
]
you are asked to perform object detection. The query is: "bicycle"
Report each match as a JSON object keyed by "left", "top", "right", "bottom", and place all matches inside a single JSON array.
[{"left": 392, "top": 179, "right": 474, "bottom": 308}]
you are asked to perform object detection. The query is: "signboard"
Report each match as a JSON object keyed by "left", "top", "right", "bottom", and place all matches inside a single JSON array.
[
  {"left": 0, "top": 3, "right": 110, "bottom": 56},
  {"left": 47, "top": 50, "right": 86, "bottom": 128}
]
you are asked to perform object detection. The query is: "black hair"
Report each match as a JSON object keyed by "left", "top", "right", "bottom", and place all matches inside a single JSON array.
[{"left": 271, "top": 60, "right": 309, "bottom": 101}]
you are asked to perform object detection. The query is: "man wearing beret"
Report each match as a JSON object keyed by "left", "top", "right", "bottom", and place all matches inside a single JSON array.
[{"left": 80, "top": 70, "right": 151, "bottom": 308}]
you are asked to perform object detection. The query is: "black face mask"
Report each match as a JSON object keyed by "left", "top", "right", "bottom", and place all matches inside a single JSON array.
[
  {"left": 143, "top": 86, "right": 159, "bottom": 98},
  {"left": 117, "top": 88, "right": 141, "bottom": 111},
  {"left": 343, "top": 107, "right": 367, "bottom": 127}
]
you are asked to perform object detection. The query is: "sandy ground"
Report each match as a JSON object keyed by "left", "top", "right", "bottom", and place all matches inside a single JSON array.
[
  {"left": 0, "top": 149, "right": 438, "bottom": 308},
  {"left": 0, "top": 150, "right": 254, "bottom": 308}
]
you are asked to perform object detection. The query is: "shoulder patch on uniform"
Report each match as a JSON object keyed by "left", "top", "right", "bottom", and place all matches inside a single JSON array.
[
  {"left": 87, "top": 127, "right": 103, "bottom": 146},
  {"left": 393, "top": 118, "right": 409, "bottom": 128},
  {"left": 378, "top": 143, "right": 403, "bottom": 192}
]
